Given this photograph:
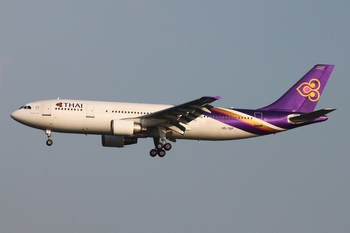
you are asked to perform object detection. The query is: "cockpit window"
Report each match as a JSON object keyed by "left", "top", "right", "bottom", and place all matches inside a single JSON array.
[{"left": 19, "top": 105, "right": 31, "bottom": 110}]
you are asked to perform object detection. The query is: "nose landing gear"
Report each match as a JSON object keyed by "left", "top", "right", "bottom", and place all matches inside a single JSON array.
[{"left": 45, "top": 129, "right": 53, "bottom": 146}]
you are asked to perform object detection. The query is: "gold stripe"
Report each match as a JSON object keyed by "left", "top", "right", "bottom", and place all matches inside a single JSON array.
[{"left": 212, "top": 108, "right": 280, "bottom": 133}]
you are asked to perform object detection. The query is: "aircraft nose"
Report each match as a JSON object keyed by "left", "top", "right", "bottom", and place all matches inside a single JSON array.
[{"left": 11, "top": 110, "right": 22, "bottom": 122}]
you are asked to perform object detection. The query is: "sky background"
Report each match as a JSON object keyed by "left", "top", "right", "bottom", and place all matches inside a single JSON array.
[{"left": 1, "top": 1, "right": 349, "bottom": 232}]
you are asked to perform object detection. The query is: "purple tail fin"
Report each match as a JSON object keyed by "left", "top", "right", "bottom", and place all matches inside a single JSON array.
[{"left": 259, "top": 64, "right": 334, "bottom": 112}]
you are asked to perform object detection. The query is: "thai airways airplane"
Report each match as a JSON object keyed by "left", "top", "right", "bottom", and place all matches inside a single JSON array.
[{"left": 11, "top": 64, "right": 335, "bottom": 157}]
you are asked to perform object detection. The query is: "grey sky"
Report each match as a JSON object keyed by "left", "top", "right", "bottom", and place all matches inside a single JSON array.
[{"left": 1, "top": 1, "right": 349, "bottom": 232}]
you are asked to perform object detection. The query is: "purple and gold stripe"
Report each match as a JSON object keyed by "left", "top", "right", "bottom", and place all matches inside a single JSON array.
[{"left": 210, "top": 108, "right": 283, "bottom": 135}]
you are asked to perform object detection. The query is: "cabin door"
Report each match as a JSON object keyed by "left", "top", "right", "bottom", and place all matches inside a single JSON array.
[
  {"left": 42, "top": 103, "right": 51, "bottom": 116},
  {"left": 86, "top": 105, "right": 95, "bottom": 118},
  {"left": 254, "top": 112, "right": 263, "bottom": 127}
]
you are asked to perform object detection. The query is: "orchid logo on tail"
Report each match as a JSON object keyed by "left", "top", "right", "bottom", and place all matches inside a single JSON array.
[{"left": 296, "top": 78, "right": 321, "bottom": 102}]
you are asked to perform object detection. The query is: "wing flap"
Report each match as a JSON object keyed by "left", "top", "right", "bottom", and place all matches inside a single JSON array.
[
  {"left": 189, "top": 105, "right": 212, "bottom": 113},
  {"left": 140, "top": 96, "right": 221, "bottom": 134},
  {"left": 166, "top": 124, "right": 187, "bottom": 135}
]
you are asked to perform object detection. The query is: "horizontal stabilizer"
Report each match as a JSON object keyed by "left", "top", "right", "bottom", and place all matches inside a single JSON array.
[{"left": 289, "top": 108, "right": 336, "bottom": 123}]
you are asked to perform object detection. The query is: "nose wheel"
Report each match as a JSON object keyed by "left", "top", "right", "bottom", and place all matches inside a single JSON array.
[
  {"left": 45, "top": 129, "right": 53, "bottom": 146},
  {"left": 46, "top": 139, "right": 53, "bottom": 146}
]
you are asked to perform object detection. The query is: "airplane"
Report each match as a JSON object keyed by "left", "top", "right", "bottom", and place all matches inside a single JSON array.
[{"left": 11, "top": 64, "right": 335, "bottom": 157}]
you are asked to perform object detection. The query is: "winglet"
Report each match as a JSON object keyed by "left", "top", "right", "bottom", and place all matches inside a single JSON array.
[{"left": 204, "top": 95, "right": 221, "bottom": 101}]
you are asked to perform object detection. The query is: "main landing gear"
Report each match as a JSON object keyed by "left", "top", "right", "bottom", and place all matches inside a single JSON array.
[
  {"left": 45, "top": 129, "right": 53, "bottom": 146},
  {"left": 149, "top": 141, "right": 172, "bottom": 158},
  {"left": 150, "top": 127, "right": 172, "bottom": 157}
]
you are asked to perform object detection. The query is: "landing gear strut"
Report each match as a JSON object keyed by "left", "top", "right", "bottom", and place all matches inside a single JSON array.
[
  {"left": 45, "top": 129, "right": 53, "bottom": 146},
  {"left": 149, "top": 127, "right": 173, "bottom": 157}
]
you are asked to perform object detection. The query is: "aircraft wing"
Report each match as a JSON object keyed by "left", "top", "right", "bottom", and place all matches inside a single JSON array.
[{"left": 138, "top": 96, "right": 221, "bottom": 135}]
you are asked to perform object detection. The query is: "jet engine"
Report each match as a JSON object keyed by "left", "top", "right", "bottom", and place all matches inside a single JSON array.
[
  {"left": 110, "top": 119, "right": 144, "bottom": 136},
  {"left": 101, "top": 135, "right": 138, "bottom": 148}
]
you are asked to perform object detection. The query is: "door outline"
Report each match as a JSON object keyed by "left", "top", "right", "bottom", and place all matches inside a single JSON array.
[
  {"left": 42, "top": 103, "right": 51, "bottom": 116},
  {"left": 254, "top": 112, "right": 263, "bottom": 127},
  {"left": 86, "top": 105, "right": 95, "bottom": 118}
]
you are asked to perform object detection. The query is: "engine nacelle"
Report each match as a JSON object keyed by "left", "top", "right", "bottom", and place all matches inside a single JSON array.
[
  {"left": 110, "top": 119, "right": 143, "bottom": 136},
  {"left": 101, "top": 135, "right": 138, "bottom": 148}
]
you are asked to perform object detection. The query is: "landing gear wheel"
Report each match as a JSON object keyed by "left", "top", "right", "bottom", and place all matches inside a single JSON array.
[
  {"left": 156, "top": 143, "right": 163, "bottom": 150},
  {"left": 158, "top": 150, "right": 166, "bottom": 157},
  {"left": 46, "top": 139, "right": 53, "bottom": 146},
  {"left": 163, "top": 143, "right": 172, "bottom": 151},
  {"left": 150, "top": 149, "right": 158, "bottom": 157},
  {"left": 151, "top": 137, "right": 170, "bottom": 157}
]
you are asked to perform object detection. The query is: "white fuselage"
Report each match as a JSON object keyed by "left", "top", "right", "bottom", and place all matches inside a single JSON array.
[
  {"left": 11, "top": 99, "right": 283, "bottom": 141},
  {"left": 10, "top": 65, "right": 335, "bottom": 156}
]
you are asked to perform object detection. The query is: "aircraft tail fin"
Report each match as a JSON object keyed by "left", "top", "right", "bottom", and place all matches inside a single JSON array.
[{"left": 259, "top": 64, "right": 334, "bottom": 112}]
